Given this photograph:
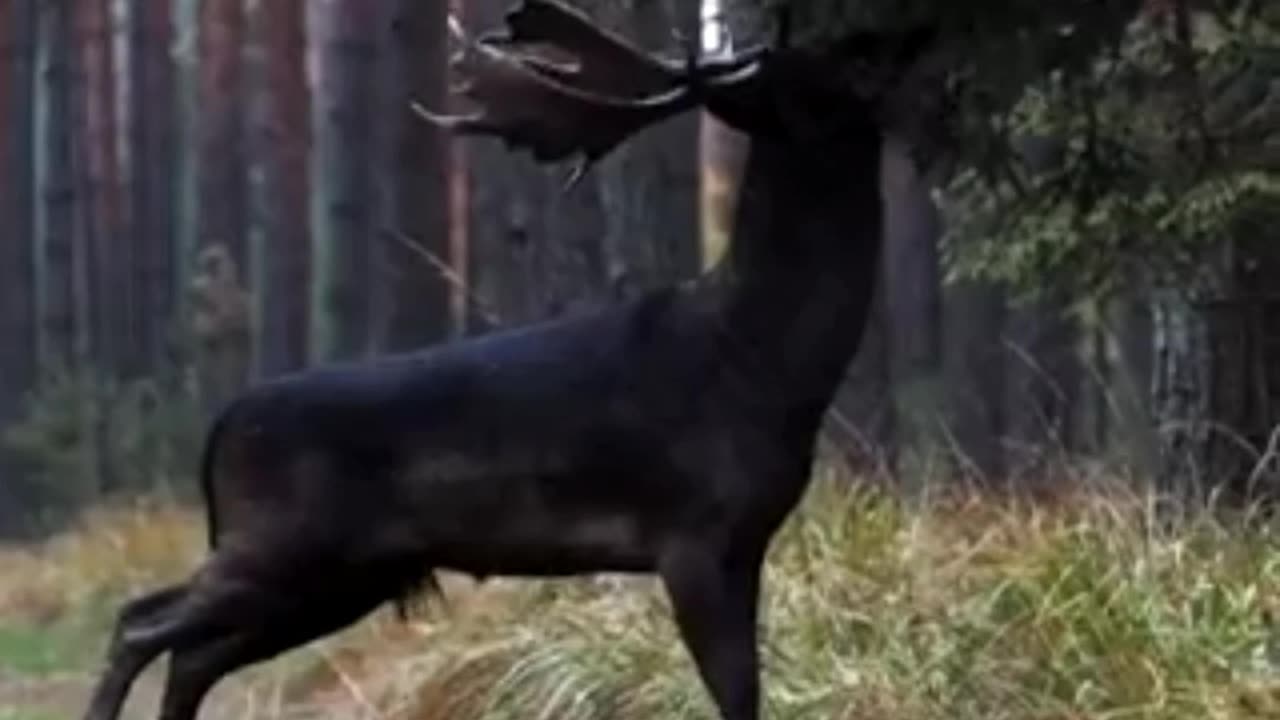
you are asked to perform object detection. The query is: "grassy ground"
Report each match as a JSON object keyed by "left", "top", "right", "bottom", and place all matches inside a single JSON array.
[{"left": 1, "top": 472, "right": 1279, "bottom": 719}]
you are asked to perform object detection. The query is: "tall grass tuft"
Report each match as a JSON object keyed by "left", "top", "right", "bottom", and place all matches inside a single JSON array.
[{"left": 0, "top": 502, "right": 202, "bottom": 625}]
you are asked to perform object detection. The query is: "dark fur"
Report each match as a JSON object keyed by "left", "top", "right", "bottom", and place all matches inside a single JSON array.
[{"left": 81, "top": 13, "right": 930, "bottom": 720}]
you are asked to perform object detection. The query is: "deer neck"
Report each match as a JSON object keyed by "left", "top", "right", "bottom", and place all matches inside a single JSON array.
[{"left": 707, "top": 136, "right": 885, "bottom": 413}]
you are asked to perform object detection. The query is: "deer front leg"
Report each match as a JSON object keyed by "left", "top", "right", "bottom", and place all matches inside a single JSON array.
[{"left": 660, "top": 540, "right": 765, "bottom": 720}]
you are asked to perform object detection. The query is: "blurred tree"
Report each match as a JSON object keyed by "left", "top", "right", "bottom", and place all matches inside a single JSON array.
[
  {"left": 0, "top": 0, "right": 39, "bottom": 533},
  {"left": 250, "top": 0, "right": 311, "bottom": 375},
  {"left": 129, "top": 0, "right": 178, "bottom": 373},
  {"left": 197, "top": 0, "right": 248, "bottom": 286},
  {"left": 310, "top": 0, "right": 379, "bottom": 360},
  {"left": 376, "top": 0, "right": 452, "bottom": 352},
  {"left": 880, "top": 136, "right": 945, "bottom": 481},
  {"left": 76, "top": 0, "right": 127, "bottom": 378},
  {"left": 34, "top": 0, "right": 79, "bottom": 368}
]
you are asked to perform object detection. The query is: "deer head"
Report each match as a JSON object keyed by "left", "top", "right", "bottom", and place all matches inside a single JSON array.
[{"left": 418, "top": 0, "right": 938, "bottom": 180}]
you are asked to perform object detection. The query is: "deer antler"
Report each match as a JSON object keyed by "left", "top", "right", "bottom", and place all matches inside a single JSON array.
[
  {"left": 483, "top": 0, "right": 683, "bottom": 98},
  {"left": 416, "top": 0, "right": 762, "bottom": 188}
]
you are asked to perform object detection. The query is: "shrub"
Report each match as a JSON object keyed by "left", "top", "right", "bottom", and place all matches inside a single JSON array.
[{"left": 2, "top": 362, "right": 205, "bottom": 530}]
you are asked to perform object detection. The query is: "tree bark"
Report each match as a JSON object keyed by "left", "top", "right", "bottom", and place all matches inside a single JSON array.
[
  {"left": 1152, "top": 238, "right": 1280, "bottom": 502},
  {"left": 172, "top": 0, "right": 201, "bottom": 331},
  {"left": 310, "top": 0, "right": 379, "bottom": 360},
  {"left": 1109, "top": 289, "right": 1157, "bottom": 475},
  {"left": 130, "top": 0, "right": 177, "bottom": 373},
  {"left": 1002, "top": 293, "right": 1082, "bottom": 486},
  {"left": 251, "top": 0, "right": 310, "bottom": 375},
  {"left": 35, "top": 0, "right": 79, "bottom": 368},
  {"left": 943, "top": 280, "right": 1008, "bottom": 485},
  {"left": 75, "top": 0, "right": 128, "bottom": 377},
  {"left": 881, "top": 135, "right": 943, "bottom": 481},
  {"left": 197, "top": 0, "right": 247, "bottom": 274},
  {"left": 194, "top": 0, "right": 249, "bottom": 411},
  {"left": 377, "top": 0, "right": 451, "bottom": 352},
  {"left": 0, "top": 0, "right": 40, "bottom": 534}
]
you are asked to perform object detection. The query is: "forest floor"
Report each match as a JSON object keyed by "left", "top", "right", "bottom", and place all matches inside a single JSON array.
[{"left": 2, "top": 470, "right": 1280, "bottom": 720}]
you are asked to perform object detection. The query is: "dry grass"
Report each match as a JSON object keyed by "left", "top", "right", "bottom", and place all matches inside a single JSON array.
[
  {"left": 2, "top": 471, "right": 1280, "bottom": 719},
  {"left": 0, "top": 500, "right": 202, "bottom": 626}
]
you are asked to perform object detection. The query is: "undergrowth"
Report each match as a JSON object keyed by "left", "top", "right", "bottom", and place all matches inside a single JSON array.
[{"left": 2, "top": 472, "right": 1279, "bottom": 719}]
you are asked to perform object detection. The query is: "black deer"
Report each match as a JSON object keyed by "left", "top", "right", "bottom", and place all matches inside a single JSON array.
[{"left": 82, "top": 2, "right": 934, "bottom": 719}]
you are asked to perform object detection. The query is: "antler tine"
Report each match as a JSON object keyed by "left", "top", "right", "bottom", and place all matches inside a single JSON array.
[
  {"left": 416, "top": 13, "right": 699, "bottom": 177},
  {"left": 484, "top": 0, "right": 683, "bottom": 98}
]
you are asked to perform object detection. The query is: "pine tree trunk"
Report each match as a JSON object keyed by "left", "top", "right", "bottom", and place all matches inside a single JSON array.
[
  {"left": 881, "top": 135, "right": 943, "bottom": 480},
  {"left": 35, "top": 0, "right": 79, "bottom": 368},
  {"left": 310, "top": 0, "right": 378, "bottom": 360},
  {"left": 251, "top": 0, "right": 310, "bottom": 375},
  {"left": 130, "top": 0, "right": 177, "bottom": 373},
  {"left": 378, "top": 0, "right": 451, "bottom": 352},
  {"left": 943, "top": 280, "right": 1009, "bottom": 484},
  {"left": 76, "top": 0, "right": 128, "bottom": 377},
  {"left": 1003, "top": 293, "right": 1082, "bottom": 485},
  {"left": 194, "top": 0, "right": 248, "bottom": 412},
  {"left": 197, "top": 0, "right": 247, "bottom": 271},
  {"left": 172, "top": 0, "right": 201, "bottom": 329},
  {"left": 1109, "top": 289, "right": 1158, "bottom": 475},
  {"left": 446, "top": 0, "right": 470, "bottom": 334},
  {"left": 0, "top": 0, "right": 40, "bottom": 534},
  {"left": 1152, "top": 238, "right": 1280, "bottom": 502}
]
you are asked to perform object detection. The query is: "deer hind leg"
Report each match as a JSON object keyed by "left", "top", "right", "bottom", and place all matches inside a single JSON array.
[
  {"left": 150, "top": 556, "right": 406, "bottom": 720},
  {"left": 82, "top": 584, "right": 189, "bottom": 720},
  {"left": 659, "top": 541, "right": 765, "bottom": 720},
  {"left": 154, "top": 593, "right": 393, "bottom": 720}
]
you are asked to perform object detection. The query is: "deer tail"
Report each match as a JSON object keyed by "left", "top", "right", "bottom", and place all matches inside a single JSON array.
[{"left": 198, "top": 408, "right": 231, "bottom": 550}]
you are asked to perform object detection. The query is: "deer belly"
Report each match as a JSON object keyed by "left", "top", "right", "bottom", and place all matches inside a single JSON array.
[
  {"left": 395, "top": 445, "right": 664, "bottom": 576},
  {"left": 404, "top": 475, "right": 656, "bottom": 577},
  {"left": 429, "top": 508, "right": 655, "bottom": 577}
]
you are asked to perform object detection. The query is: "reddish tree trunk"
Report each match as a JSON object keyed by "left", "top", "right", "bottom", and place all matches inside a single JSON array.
[
  {"left": 312, "top": 0, "right": 379, "bottom": 360},
  {"left": 197, "top": 0, "right": 247, "bottom": 272},
  {"left": 130, "top": 0, "right": 177, "bottom": 372},
  {"left": 39, "top": 0, "right": 79, "bottom": 366},
  {"left": 0, "top": 0, "right": 40, "bottom": 533},
  {"left": 75, "top": 0, "right": 129, "bottom": 374},
  {"left": 253, "top": 0, "right": 310, "bottom": 374},
  {"left": 377, "top": 0, "right": 452, "bottom": 352}
]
